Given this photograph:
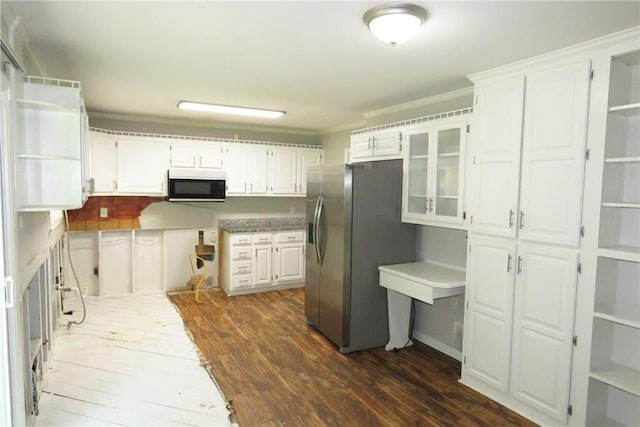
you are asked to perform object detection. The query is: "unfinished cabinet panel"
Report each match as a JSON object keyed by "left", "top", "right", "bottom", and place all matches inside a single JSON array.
[
  {"left": 98, "top": 231, "right": 132, "bottom": 296},
  {"left": 133, "top": 231, "right": 163, "bottom": 293}
]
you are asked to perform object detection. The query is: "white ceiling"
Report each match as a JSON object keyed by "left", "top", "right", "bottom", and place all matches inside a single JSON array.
[{"left": 6, "top": 1, "right": 640, "bottom": 134}]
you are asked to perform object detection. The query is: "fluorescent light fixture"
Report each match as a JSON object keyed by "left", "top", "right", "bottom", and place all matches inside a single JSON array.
[
  {"left": 177, "top": 101, "right": 285, "bottom": 119},
  {"left": 363, "top": 3, "right": 427, "bottom": 45}
]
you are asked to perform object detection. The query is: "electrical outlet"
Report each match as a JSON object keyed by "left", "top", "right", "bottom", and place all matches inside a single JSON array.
[
  {"left": 100, "top": 207, "right": 108, "bottom": 218},
  {"left": 453, "top": 322, "right": 464, "bottom": 350}
]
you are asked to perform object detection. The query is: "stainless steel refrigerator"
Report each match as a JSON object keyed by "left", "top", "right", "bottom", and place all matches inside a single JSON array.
[{"left": 305, "top": 160, "right": 416, "bottom": 353}]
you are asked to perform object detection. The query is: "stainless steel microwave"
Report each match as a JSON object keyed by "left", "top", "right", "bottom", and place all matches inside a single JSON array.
[{"left": 167, "top": 168, "right": 226, "bottom": 202}]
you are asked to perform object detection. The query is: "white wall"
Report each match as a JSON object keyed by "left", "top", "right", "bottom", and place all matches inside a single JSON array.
[{"left": 413, "top": 226, "right": 467, "bottom": 358}]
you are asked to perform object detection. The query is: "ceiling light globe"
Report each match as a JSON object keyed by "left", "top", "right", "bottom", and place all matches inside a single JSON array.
[{"left": 363, "top": 3, "right": 427, "bottom": 45}]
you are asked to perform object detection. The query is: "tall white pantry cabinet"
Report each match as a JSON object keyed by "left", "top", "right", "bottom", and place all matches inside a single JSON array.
[{"left": 461, "top": 27, "right": 640, "bottom": 426}]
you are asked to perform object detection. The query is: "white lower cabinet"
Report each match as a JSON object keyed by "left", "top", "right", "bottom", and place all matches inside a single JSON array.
[
  {"left": 220, "top": 229, "right": 305, "bottom": 296},
  {"left": 462, "top": 234, "right": 579, "bottom": 424}
]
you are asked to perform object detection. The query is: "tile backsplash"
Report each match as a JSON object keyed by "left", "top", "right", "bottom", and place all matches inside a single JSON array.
[{"left": 66, "top": 196, "right": 163, "bottom": 231}]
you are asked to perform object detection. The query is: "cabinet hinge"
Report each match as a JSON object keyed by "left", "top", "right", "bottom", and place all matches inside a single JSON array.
[
  {"left": 399, "top": 143, "right": 402, "bottom": 152},
  {"left": 573, "top": 336, "right": 578, "bottom": 346},
  {"left": 568, "top": 404, "right": 573, "bottom": 416},
  {"left": 55, "top": 275, "right": 59, "bottom": 284},
  {"left": 580, "top": 226, "right": 585, "bottom": 238},
  {"left": 463, "top": 356, "right": 466, "bottom": 364},
  {"left": 475, "top": 95, "right": 478, "bottom": 105},
  {"left": 466, "top": 301, "right": 469, "bottom": 309},
  {"left": 590, "top": 69, "right": 594, "bottom": 80},
  {"left": 472, "top": 155, "right": 476, "bottom": 166},
  {"left": 466, "top": 124, "right": 470, "bottom": 134},
  {"left": 470, "top": 215, "right": 473, "bottom": 225},
  {"left": 578, "top": 262, "right": 583, "bottom": 274},
  {"left": 463, "top": 211, "right": 466, "bottom": 220},
  {"left": 398, "top": 132, "right": 403, "bottom": 141},
  {"left": 115, "top": 141, "right": 118, "bottom": 147},
  {"left": 586, "top": 148, "right": 590, "bottom": 160},
  {"left": 468, "top": 244, "right": 471, "bottom": 254}
]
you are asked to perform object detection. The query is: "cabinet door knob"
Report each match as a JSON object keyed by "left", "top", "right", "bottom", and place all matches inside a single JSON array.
[
  {"left": 509, "top": 209, "right": 514, "bottom": 228},
  {"left": 507, "top": 254, "right": 513, "bottom": 272},
  {"left": 517, "top": 256, "right": 523, "bottom": 274},
  {"left": 519, "top": 211, "right": 525, "bottom": 230}
]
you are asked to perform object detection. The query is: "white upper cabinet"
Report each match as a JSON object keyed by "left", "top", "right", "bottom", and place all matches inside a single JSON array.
[
  {"left": 223, "top": 144, "right": 248, "bottom": 194},
  {"left": 350, "top": 129, "right": 403, "bottom": 162},
  {"left": 518, "top": 61, "right": 592, "bottom": 247},
  {"left": 297, "top": 148, "right": 322, "bottom": 195},
  {"left": 170, "top": 141, "right": 223, "bottom": 169},
  {"left": 470, "top": 77, "right": 525, "bottom": 238},
  {"left": 270, "top": 147, "right": 297, "bottom": 195},
  {"left": 248, "top": 146, "right": 269, "bottom": 195},
  {"left": 89, "top": 132, "right": 117, "bottom": 194},
  {"left": 402, "top": 118, "right": 468, "bottom": 228},
  {"left": 14, "top": 77, "right": 87, "bottom": 210},
  {"left": 116, "top": 138, "right": 169, "bottom": 195}
]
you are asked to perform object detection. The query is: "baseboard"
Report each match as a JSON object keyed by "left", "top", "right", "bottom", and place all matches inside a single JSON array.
[{"left": 412, "top": 330, "right": 462, "bottom": 361}]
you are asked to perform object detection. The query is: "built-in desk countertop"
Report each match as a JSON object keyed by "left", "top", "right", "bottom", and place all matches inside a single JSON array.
[
  {"left": 378, "top": 261, "right": 466, "bottom": 352},
  {"left": 378, "top": 262, "right": 466, "bottom": 305}
]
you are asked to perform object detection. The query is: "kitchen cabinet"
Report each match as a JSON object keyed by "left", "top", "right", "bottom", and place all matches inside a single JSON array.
[
  {"left": 116, "top": 138, "right": 169, "bottom": 195},
  {"left": 401, "top": 117, "right": 469, "bottom": 228},
  {"left": 13, "top": 77, "right": 87, "bottom": 210},
  {"left": 350, "top": 128, "right": 403, "bottom": 162},
  {"left": 89, "top": 131, "right": 169, "bottom": 196},
  {"left": 90, "top": 132, "right": 117, "bottom": 193},
  {"left": 169, "top": 140, "right": 223, "bottom": 169},
  {"left": 297, "top": 147, "right": 323, "bottom": 195},
  {"left": 270, "top": 147, "right": 297, "bottom": 195},
  {"left": 273, "top": 231, "right": 305, "bottom": 283},
  {"left": 223, "top": 144, "right": 248, "bottom": 194},
  {"left": 248, "top": 146, "right": 269, "bottom": 195},
  {"left": 462, "top": 57, "right": 591, "bottom": 425},
  {"left": 463, "top": 235, "right": 578, "bottom": 423},
  {"left": 219, "top": 229, "right": 305, "bottom": 296}
]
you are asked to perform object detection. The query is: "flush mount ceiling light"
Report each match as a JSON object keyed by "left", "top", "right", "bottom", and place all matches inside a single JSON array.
[
  {"left": 177, "top": 101, "right": 285, "bottom": 119},
  {"left": 363, "top": 3, "right": 428, "bottom": 45}
]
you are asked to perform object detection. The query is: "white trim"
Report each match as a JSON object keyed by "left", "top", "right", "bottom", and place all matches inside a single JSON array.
[
  {"left": 89, "top": 111, "right": 319, "bottom": 137},
  {"left": 89, "top": 126, "right": 323, "bottom": 150},
  {"left": 469, "top": 26, "right": 640, "bottom": 83},
  {"left": 351, "top": 107, "right": 473, "bottom": 135},
  {"left": 412, "top": 330, "right": 462, "bottom": 361},
  {"left": 363, "top": 87, "right": 474, "bottom": 119},
  {"left": 322, "top": 119, "right": 368, "bottom": 135}
]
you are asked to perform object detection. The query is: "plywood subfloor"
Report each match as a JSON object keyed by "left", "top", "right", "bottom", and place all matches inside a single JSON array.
[
  {"left": 35, "top": 293, "right": 232, "bottom": 427},
  {"left": 168, "top": 288, "right": 536, "bottom": 427}
]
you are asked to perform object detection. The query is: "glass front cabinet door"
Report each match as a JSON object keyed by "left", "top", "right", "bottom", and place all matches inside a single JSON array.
[{"left": 402, "top": 118, "right": 468, "bottom": 228}]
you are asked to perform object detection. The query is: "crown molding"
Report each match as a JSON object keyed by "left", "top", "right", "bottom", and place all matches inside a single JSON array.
[
  {"left": 362, "top": 87, "right": 474, "bottom": 119},
  {"left": 88, "top": 111, "right": 320, "bottom": 137}
]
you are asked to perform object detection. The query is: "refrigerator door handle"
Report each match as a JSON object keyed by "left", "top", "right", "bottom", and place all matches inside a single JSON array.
[
  {"left": 312, "top": 196, "right": 322, "bottom": 264},
  {"left": 316, "top": 196, "right": 326, "bottom": 265}
]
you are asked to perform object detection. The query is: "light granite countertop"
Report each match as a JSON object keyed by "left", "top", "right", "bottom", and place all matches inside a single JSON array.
[{"left": 218, "top": 217, "right": 305, "bottom": 233}]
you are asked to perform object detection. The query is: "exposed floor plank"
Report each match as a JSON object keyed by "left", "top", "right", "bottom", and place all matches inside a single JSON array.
[
  {"left": 168, "top": 288, "right": 537, "bottom": 427},
  {"left": 35, "top": 294, "right": 232, "bottom": 427}
]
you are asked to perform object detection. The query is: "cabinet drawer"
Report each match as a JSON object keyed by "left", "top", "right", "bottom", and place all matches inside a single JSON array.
[
  {"left": 231, "top": 260, "right": 252, "bottom": 275},
  {"left": 230, "top": 275, "right": 252, "bottom": 289},
  {"left": 231, "top": 247, "right": 252, "bottom": 260},
  {"left": 275, "top": 231, "right": 304, "bottom": 243},
  {"left": 253, "top": 233, "right": 272, "bottom": 244},
  {"left": 231, "top": 234, "right": 252, "bottom": 246}
]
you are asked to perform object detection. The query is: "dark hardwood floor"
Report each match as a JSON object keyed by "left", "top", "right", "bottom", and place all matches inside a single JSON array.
[{"left": 168, "top": 288, "right": 535, "bottom": 427}]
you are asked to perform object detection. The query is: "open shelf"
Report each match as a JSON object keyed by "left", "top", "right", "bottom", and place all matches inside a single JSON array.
[
  {"left": 17, "top": 153, "right": 81, "bottom": 161},
  {"left": 602, "top": 202, "right": 640, "bottom": 209},
  {"left": 605, "top": 156, "right": 640, "bottom": 163},
  {"left": 598, "top": 246, "right": 640, "bottom": 262},
  {"left": 590, "top": 364, "right": 640, "bottom": 397},
  {"left": 609, "top": 103, "right": 640, "bottom": 115},
  {"left": 437, "top": 152, "right": 460, "bottom": 158},
  {"left": 14, "top": 98, "right": 79, "bottom": 113},
  {"left": 409, "top": 154, "right": 429, "bottom": 160},
  {"left": 593, "top": 306, "right": 640, "bottom": 329},
  {"left": 436, "top": 195, "right": 459, "bottom": 199}
]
